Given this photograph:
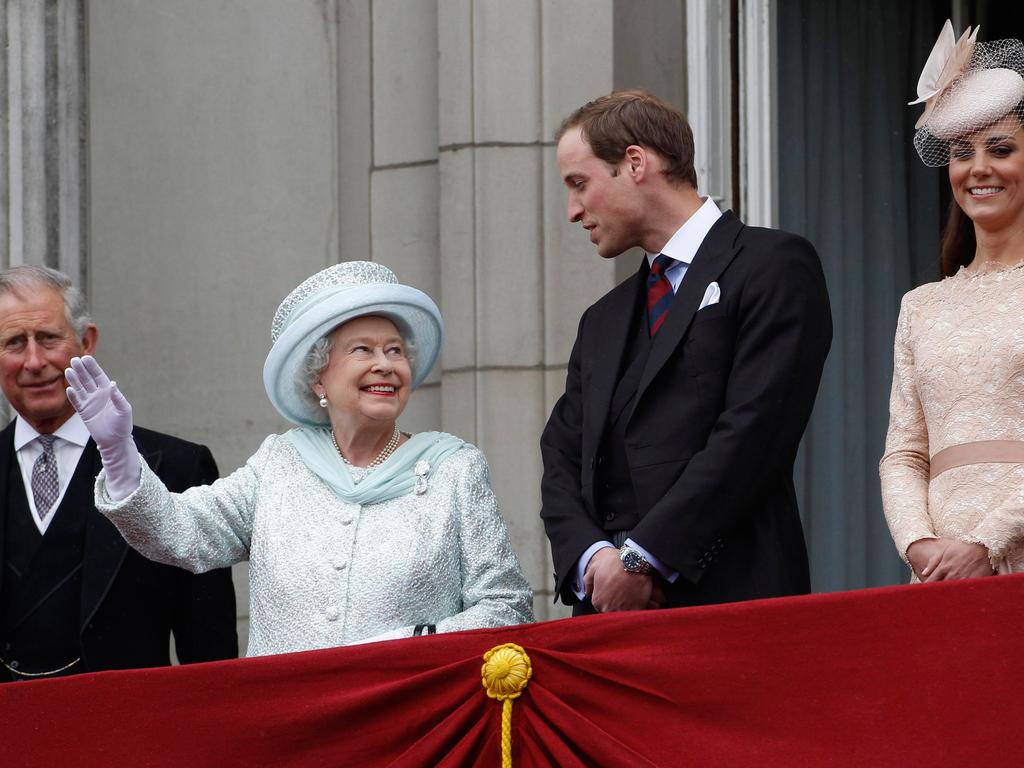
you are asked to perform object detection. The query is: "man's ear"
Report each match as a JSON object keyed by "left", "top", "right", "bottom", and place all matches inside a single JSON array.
[
  {"left": 80, "top": 324, "right": 98, "bottom": 356},
  {"left": 624, "top": 145, "right": 648, "bottom": 181}
]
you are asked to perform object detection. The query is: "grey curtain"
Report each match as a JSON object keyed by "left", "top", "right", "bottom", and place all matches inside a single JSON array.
[{"left": 778, "top": 0, "right": 949, "bottom": 590}]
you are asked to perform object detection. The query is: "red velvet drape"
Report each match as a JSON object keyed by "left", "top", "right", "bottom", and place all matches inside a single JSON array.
[{"left": 3, "top": 575, "right": 1021, "bottom": 767}]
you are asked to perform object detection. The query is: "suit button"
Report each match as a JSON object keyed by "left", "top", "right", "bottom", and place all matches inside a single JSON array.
[
  {"left": 597, "top": 456, "right": 605, "bottom": 466},
  {"left": 332, "top": 560, "right": 347, "bottom": 571},
  {"left": 605, "top": 512, "right": 615, "bottom": 521},
  {"left": 8, "top": 660, "right": 18, "bottom": 670},
  {"left": 324, "top": 605, "right": 340, "bottom": 621}
]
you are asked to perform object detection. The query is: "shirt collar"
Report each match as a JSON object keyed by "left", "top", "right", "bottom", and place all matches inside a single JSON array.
[
  {"left": 646, "top": 196, "right": 723, "bottom": 268},
  {"left": 14, "top": 411, "right": 90, "bottom": 451}
]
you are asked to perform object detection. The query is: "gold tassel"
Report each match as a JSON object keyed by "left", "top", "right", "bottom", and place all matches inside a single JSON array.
[{"left": 481, "top": 643, "right": 532, "bottom": 768}]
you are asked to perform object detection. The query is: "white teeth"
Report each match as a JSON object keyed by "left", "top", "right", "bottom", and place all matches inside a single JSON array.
[
  {"left": 365, "top": 385, "right": 394, "bottom": 393},
  {"left": 970, "top": 187, "right": 1003, "bottom": 195}
]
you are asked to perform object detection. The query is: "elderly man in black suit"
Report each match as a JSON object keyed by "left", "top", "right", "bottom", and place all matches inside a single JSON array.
[
  {"left": 541, "top": 90, "right": 832, "bottom": 615},
  {"left": 0, "top": 265, "right": 237, "bottom": 680}
]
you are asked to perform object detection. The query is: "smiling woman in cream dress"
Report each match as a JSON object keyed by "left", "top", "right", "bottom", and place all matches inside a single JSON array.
[{"left": 881, "top": 24, "right": 1024, "bottom": 582}]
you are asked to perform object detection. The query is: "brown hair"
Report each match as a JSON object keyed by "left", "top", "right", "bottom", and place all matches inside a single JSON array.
[
  {"left": 939, "top": 200, "right": 976, "bottom": 277},
  {"left": 938, "top": 105, "right": 1024, "bottom": 277},
  {"left": 556, "top": 90, "right": 698, "bottom": 188}
]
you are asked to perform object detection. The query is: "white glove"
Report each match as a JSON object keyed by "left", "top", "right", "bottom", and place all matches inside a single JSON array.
[{"left": 65, "top": 355, "right": 142, "bottom": 501}]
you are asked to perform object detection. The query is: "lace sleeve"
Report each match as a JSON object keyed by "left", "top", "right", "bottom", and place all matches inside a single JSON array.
[{"left": 879, "top": 294, "right": 935, "bottom": 562}]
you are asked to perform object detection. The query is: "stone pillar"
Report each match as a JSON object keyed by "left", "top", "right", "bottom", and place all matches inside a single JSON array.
[
  {"left": 87, "top": 0, "right": 345, "bottom": 653},
  {"left": 0, "top": 0, "right": 86, "bottom": 278},
  {"left": 333, "top": 0, "right": 442, "bottom": 432},
  {"left": 0, "top": 0, "right": 86, "bottom": 423},
  {"left": 438, "top": 0, "right": 620, "bottom": 620},
  {"left": 367, "top": 0, "right": 441, "bottom": 432}
]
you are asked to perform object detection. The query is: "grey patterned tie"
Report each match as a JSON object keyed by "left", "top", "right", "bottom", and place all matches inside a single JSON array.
[{"left": 32, "top": 434, "right": 59, "bottom": 520}]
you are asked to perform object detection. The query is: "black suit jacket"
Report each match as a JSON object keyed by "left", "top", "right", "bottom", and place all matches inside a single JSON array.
[
  {"left": 541, "top": 211, "right": 833, "bottom": 607},
  {"left": 0, "top": 421, "right": 237, "bottom": 674}
]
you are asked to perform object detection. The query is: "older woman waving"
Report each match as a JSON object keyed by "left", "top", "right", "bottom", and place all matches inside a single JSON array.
[{"left": 66, "top": 262, "right": 532, "bottom": 655}]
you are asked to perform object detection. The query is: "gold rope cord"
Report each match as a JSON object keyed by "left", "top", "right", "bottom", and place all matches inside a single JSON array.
[{"left": 481, "top": 643, "right": 532, "bottom": 768}]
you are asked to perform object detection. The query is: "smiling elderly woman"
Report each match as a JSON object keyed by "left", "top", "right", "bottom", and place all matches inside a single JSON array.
[{"left": 64, "top": 262, "right": 533, "bottom": 655}]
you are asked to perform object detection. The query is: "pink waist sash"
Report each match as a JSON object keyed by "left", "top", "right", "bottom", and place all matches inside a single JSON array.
[{"left": 929, "top": 440, "right": 1024, "bottom": 480}]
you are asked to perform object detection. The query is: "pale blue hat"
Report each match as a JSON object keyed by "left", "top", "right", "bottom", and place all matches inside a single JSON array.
[{"left": 263, "top": 261, "right": 442, "bottom": 427}]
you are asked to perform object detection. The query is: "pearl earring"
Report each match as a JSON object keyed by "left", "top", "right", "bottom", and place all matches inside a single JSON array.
[{"left": 319, "top": 393, "right": 328, "bottom": 408}]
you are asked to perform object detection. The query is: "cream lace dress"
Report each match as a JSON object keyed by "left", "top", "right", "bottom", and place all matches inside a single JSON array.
[{"left": 880, "top": 262, "right": 1024, "bottom": 577}]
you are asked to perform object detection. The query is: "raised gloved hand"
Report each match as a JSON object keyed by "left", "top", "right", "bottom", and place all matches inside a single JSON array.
[{"left": 65, "top": 355, "right": 141, "bottom": 501}]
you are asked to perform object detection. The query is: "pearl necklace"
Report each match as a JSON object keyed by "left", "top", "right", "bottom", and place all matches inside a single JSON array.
[{"left": 332, "top": 425, "right": 401, "bottom": 468}]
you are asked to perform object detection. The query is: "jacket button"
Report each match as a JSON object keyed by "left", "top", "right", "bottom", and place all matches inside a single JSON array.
[
  {"left": 332, "top": 559, "right": 347, "bottom": 571},
  {"left": 8, "top": 660, "right": 18, "bottom": 669},
  {"left": 605, "top": 512, "right": 615, "bottom": 521},
  {"left": 324, "top": 605, "right": 340, "bottom": 621}
]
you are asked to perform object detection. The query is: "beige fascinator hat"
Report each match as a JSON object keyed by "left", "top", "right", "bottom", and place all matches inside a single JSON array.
[
  {"left": 910, "top": 20, "right": 1024, "bottom": 167},
  {"left": 263, "top": 261, "right": 443, "bottom": 427}
]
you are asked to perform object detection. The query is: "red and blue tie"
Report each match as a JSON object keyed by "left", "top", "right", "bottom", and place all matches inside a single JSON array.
[{"left": 647, "top": 254, "right": 676, "bottom": 336}]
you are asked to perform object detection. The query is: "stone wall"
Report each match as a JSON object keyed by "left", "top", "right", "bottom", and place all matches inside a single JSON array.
[{"left": 4, "top": 0, "right": 688, "bottom": 648}]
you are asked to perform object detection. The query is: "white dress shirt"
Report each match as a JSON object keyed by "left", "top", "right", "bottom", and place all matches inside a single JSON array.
[
  {"left": 14, "top": 412, "right": 91, "bottom": 535},
  {"left": 574, "top": 197, "right": 723, "bottom": 598}
]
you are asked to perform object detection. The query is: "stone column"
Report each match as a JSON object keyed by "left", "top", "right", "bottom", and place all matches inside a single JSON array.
[
  {"left": 0, "top": 0, "right": 86, "bottom": 279},
  {"left": 438, "top": 0, "right": 621, "bottom": 619},
  {"left": 334, "top": 0, "right": 442, "bottom": 432},
  {"left": 368, "top": 0, "right": 441, "bottom": 431}
]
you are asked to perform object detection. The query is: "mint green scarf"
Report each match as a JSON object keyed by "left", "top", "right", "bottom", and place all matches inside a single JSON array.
[{"left": 284, "top": 427, "right": 464, "bottom": 505}]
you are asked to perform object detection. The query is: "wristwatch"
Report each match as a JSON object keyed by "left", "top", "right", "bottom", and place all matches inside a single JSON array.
[{"left": 619, "top": 545, "right": 652, "bottom": 575}]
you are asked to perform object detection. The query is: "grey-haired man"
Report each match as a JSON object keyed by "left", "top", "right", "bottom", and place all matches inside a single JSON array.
[{"left": 0, "top": 265, "right": 237, "bottom": 680}]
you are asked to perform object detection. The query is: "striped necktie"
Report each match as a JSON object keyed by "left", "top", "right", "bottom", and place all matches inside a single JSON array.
[{"left": 647, "top": 254, "right": 676, "bottom": 336}]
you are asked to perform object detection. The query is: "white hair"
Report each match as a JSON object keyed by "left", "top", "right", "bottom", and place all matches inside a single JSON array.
[
  {"left": 299, "top": 318, "right": 418, "bottom": 409},
  {"left": 0, "top": 265, "right": 93, "bottom": 339}
]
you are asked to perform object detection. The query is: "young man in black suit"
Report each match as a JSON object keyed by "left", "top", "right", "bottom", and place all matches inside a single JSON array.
[
  {"left": 0, "top": 265, "right": 237, "bottom": 680},
  {"left": 541, "top": 91, "right": 832, "bottom": 615}
]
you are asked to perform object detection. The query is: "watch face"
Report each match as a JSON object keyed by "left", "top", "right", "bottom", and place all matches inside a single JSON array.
[{"left": 621, "top": 548, "right": 649, "bottom": 573}]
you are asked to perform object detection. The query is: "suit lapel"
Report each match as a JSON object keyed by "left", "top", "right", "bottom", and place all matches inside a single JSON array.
[
  {"left": 633, "top": 211, "right": 745, "bottom": 410},
  {"left": 0, "top": 421, "right": 15, "bottom": 597},
  {"left": 80, "top": 436, "right": 163, "bottom": 630},
  {"left": 79, "top": 440, "right": 129, "bottom": 631},
  {"left": 583, "top": 260, "right": 648, "bottom": 442}
]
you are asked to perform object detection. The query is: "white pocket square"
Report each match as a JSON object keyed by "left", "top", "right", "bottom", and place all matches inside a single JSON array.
[{"left": 698, "top": 281, "right": 721, "bottom": 310}]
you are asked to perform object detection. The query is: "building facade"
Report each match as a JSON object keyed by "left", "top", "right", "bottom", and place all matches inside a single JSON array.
[{"left": 4, "top": 0, "right": 1020, "bottom": 649}]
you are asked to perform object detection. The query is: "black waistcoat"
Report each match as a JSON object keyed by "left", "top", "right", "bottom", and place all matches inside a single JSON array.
[
  {"left": 1, "top": 457, "right": 87, "bottom": 680},
  {"left": 594, "top": 298, "right": 654, "bottom": 532}
]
